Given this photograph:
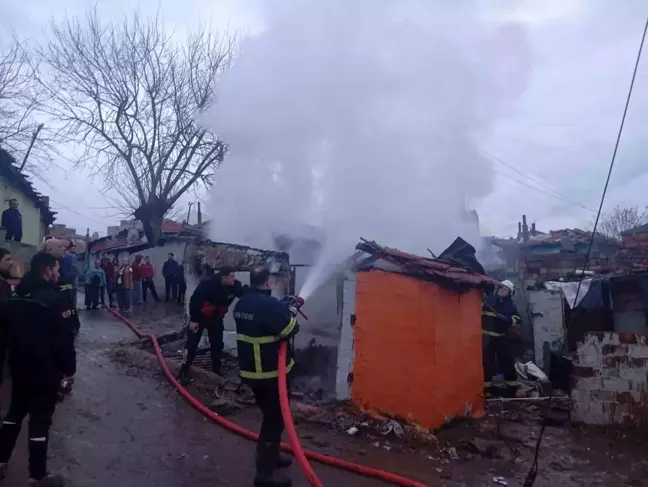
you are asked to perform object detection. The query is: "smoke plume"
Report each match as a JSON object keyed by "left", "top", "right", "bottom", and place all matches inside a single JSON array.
[{"left": 206, "top": 0, "right": 531, "bottom": 296}]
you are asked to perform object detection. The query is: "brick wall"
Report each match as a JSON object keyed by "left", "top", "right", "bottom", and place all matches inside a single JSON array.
[{"left": 571, "top": 332, "right": 648, "bottom": 425}]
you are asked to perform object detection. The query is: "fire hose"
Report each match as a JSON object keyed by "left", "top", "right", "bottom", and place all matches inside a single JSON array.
[{"left": 105, "top": 306, "right": 426, "bottom": 487}]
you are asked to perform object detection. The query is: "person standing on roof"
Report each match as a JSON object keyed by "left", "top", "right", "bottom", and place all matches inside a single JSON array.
[
  {"left": 178, "top": 266, "right": 244, "bottom": 384},
  {"left": 2, "top": 199, "right": 22, "bottom": 243},
  {"left": 233, "top": 267, "right": 300, "bottom": 487},
  {"left": 482, "top": 280, "right": 521, "bottom": 398}
]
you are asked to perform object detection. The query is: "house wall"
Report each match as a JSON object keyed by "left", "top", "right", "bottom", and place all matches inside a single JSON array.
[
  {"left": 611, "top": 279, "right": 647, "bottom": 334},
  {"left": 571, "top": 332, "right": 648, "bottom": 425},
  {"left": 335, "top": 272, "right": 356, "bottom": 400},
  {"left": 351, "top": 270, "right": 484, "bottom": 429},
  {"left": 0, "top": 175, "right": 45, "bottom": 247},
  {"left": 529, "top": 289, "right": 564, "bottom": 370}
]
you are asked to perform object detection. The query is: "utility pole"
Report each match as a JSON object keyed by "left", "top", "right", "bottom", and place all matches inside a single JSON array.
[
  {"left": 19, "top": 124, "right": 44, "bottom": 172},
  {"left": 186, "top": 202, "right": 193, "bottom": 226},
  {"left": 197, "top": 202, "right": 202, "bottom": 225}
]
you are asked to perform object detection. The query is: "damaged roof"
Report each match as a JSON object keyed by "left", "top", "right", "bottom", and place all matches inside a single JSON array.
[{"left": 356, "top": 240, "right": 499, "bottom": 289}]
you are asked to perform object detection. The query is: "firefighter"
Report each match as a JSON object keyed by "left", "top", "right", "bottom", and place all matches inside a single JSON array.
[
  {"left": 233, "top": 267, "right": 299, "bottom": 487},
  {"left": 43, "top": 238, "right": 80, "bottom": 395},
  {"left": 179, "top": 266, "right": 244, "bottom": 384},
  {"left": 482, "top": 279, "right": 521, "bottom": 398},
  {"left": 0, "top": 252, "right": 73, "bottom": 486}
]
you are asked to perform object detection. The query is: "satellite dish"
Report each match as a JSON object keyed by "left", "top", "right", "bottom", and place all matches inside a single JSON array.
[{"left": 127, "top": 228, "right": 140, "bottom": 243}]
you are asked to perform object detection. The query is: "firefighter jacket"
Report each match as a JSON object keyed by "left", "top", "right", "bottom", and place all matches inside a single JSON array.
[
  {"left": 482, "top": 294, "right": 521, "bottom": 337},
  {"left": 189, "top": 276, "right": 244, "bottom": 323},
  {"left": 57, "top": 275, "right": 81, "bottom": 335},
  {"left": 233, "top": 289, "right": 299, "bottom": 381},
  {"left": 3, "top": 272, "right": 76, "bottom": 387}
]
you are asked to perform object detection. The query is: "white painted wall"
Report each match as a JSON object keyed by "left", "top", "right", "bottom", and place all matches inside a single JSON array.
[
  {"left": 335, "top": 273, "right": 356, "bottom": 400},
  {"left": 529, "top": 289, "right": 564, "bottom": 370}
]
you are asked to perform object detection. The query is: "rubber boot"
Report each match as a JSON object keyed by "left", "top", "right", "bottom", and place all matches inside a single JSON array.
[
  {"left": 276, "top": 452, "right": 292, "bottom": 469},
  {"left": 254, "top": 442, "right": 291, "bottom": 487},
  {"left": 178, "top": 364, "right": 191, "bottom": 386}
]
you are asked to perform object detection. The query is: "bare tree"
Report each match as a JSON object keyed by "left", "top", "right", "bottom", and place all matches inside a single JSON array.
[
  {"left": 597, "top": 205, "right": 648, "bottom": 239},
  {"left": 0, "top": 35, "right": 52, "bottom": 175},
  {"left": 36, "top": 10, "right": 234, "bottom": 244}
]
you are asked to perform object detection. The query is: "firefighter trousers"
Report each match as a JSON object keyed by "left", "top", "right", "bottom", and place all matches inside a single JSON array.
[
  {"left": 250, "top": 382, "right": 285, "bottom": 477},
  {"left": 0, "top": 377, "right": 58, "bottom": 480},
  {"left": 183, "top": 320, "right": 224, "bottom": 375},
  {"left": 482, "top": 334, "right": 519, "bottom": 397}
]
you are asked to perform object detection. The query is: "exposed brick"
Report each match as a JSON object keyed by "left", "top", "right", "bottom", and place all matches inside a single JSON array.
[
  {"left": 602, "top": 344, "right": 620, "bottom": 355},
  {"left": 604, "top": 355, "right": 628, "bottom": 368},
  {"left": 618, "top": 332, "right": 638, "bottom": 344},
  {"left": 590, "top": 390, "right": 616, "bottom": 402},
  {"left": 572, "top": 366, "right": 595, "bottom": 378},
  {"left": 616, "top": 391, "right": 640, "bottom": 404},
  {"left": 602, "top": 378, "right": 631, "bottom": 392}
]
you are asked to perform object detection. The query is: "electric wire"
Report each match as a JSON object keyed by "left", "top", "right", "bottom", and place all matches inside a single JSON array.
[{"left": 522, "top": 11, "right": 648, "bottom": 487}]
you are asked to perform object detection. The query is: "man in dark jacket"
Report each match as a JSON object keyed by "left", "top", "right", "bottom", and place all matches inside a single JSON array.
[
  {"left": 0, "top": 252, "right": 73, "bottom": 486},
  {"left": 179, "top": 267, "right": 244, "bottom": 384},
  {"left": 1, "top": 199, "right": 22, "bottom": 242},
  {"left": 234, "top": 267, "right": 300, "bottom": 487},
  {"left": 0, "top": 248, "right": 13, "bottom": 385},
  {"left": 482, "top": 280, "right": 521, "bottom": 398},
  {"left": 162, "top": 253, "right": 181, "bottom": 302}
]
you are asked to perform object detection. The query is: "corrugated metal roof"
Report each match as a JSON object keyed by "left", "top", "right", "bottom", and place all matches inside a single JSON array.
[{"left": 356, "top": 240, "right": 499, "bottom": 289}]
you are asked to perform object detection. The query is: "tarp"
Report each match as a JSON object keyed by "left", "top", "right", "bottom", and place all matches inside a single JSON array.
[{"left": 544, "top": 279, "right": 592, "bottom": 309}]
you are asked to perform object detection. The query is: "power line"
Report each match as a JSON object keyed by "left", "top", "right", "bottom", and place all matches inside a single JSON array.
[
  {"left": 492, "top": 167, "right": 596, "bottom": 213},
  {"left": 523, "top": 11, "right": 648, "bottom": 487},
  {"left": 486, "top": 153, "right": 597, "bottom": 212}
]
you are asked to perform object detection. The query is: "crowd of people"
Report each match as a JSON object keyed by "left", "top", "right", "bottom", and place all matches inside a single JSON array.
[
  {"left": 0, "top": 237, "right": 303, "bottom": 487},
  {"left": 84, "top": 253, "right": 185, "bottom": 312}
]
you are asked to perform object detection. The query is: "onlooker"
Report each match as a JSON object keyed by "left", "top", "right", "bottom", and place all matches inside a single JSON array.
[
  {"left": 101, "top": 256, "right": 116, "bottom": 308},
  {"left": 115, "top": 259, "right": 133, "bottom": 312},
  {"left": 60, "top": 242, "right": 78, "bottom": 309},
  {"left": 140, "top": 256, "right": 160, "bottom": 303},
  {"left": 1, "top": 199, "right": 22, "bottom": 242},
  {"left": 0, "top": 249, "right": 13, "bottom": 386},
  {"left": 162, "top": 253, "right": 181, "bottom": 302},
  {"left": 131, "top": 255, "right": 143, "bottom": 305},
  {"left": 85, "top": 261, "right": 106, "bottom": 310}
]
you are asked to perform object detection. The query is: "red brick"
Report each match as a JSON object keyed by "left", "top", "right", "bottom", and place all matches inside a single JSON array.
[
  {"left": 602, "top": 344, "right": 620, "bottom": 355},
  {"left": 630, "top": 357, "right": 648, "bottom": 368},
  {"left": 573, "top": 366, "right": 595, "bottom": 378},
  {"left": 616, "top": 391, "right": 639, "bottom": 404},
  {"left": 618, "top": 332, "right": 638, "bottom": 344},
  {"left": 604, "top": 355, "right": 628, "bottom": 367}
]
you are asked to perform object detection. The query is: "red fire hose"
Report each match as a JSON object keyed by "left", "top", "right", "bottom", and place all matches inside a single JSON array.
[{"left": 105, "top": 307, "right": 426, "bottom": 487}]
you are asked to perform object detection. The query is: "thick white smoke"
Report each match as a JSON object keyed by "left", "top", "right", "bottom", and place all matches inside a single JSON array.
[{"left": 206, "top": 0, "right": 532, "bottom": 297}]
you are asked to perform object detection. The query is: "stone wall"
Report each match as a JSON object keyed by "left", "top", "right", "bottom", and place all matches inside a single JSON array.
[{"left": 571, "top": 332, "right": 648, "bottom": 425}]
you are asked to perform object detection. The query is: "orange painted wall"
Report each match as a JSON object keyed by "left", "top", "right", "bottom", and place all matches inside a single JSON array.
[{"left": 351, "top": 270, "right": 484, "bottom": 429}]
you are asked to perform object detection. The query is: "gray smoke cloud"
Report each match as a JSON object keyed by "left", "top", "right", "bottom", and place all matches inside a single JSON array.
[{"left": 205, "top": 0, "right": 532, "bottom": 295}]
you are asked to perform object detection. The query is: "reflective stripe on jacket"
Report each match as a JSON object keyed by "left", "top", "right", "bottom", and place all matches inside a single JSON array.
[
  {"left": 482, "top": 294, "right": 521, "bottom": 336},
  {"left": 233, "top": 288, "right": 299, "bottom": 381}
]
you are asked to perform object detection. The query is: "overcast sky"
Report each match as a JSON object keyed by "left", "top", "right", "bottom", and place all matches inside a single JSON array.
[{"left": 2, "top": 0, "right": 648, "bottom": 238}]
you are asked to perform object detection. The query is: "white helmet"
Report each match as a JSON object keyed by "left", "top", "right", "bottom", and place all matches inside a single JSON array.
[{"left": 500, "top": 280, "right": 515, "bottom": 295}]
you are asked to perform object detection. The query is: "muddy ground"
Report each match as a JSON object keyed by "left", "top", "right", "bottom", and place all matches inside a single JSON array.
[{"left": 1, "top": 302, "right": 646, "bottom": 486}]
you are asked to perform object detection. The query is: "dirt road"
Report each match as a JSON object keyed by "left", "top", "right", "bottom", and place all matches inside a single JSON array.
[{"left": 0, "top": 308, "right": 396, "bottom": 487}]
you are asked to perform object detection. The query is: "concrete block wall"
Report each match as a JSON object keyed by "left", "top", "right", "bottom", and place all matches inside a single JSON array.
[{"left": 571, "top": 332, "right": 648, "bottom": 425}]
